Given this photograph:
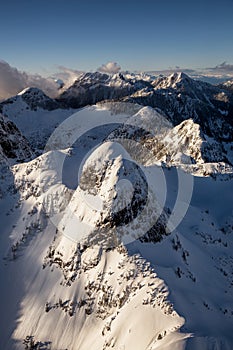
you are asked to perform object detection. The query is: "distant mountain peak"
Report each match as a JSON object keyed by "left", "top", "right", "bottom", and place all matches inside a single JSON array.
[
  {"left": 2, "top": 86, "right": 60, "bottom": 111},
  {"left": 218, "top": 79, "right": 233, "bottom": 92},
  {"left": 154, "top": 71, "right": 193, "bottom": 90},
  {"left": 79, "top": 71, "right": 110, "bottom": 82},
  {"left": 17, "top": 86, "right": 45, "bottom": 96},
  {"left": 169, "top": 71, "right": 190, "bottom": 81}
]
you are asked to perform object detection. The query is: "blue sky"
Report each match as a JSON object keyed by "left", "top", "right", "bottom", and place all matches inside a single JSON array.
[{"left": 1, "top": 0, "right": 233, "bottom": 74}]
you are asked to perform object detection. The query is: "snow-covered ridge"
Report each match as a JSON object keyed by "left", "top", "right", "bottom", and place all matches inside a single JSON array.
[
  {"left": 57, "top": 71, "right": 233, "bottom": 141},
  {"left": 1, "top": 71, "right": 233, "bottom": 144},
  {"left": 58, "top": 71, "right": 143, "bottom": 108},
  {"left": 152, "top": 72, "right": 193, "bottom": 89}
]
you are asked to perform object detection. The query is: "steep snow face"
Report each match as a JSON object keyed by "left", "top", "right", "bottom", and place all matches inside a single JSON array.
[
  {"left": 128, "top": 167, "right": 233, "bottom": 349},
  {"left": 11, "top": 240, "right": 188, "bottom": 350},
  {"left": 57, "top": 141, "right": 169, "bottom": 247},
  {"left": 0, "top": 148, "right": 188, "bottom": 350}
]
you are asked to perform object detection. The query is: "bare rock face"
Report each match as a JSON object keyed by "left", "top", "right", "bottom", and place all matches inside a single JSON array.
[{"left": 0, "top": 113, "right": 32, "bottom": 162}]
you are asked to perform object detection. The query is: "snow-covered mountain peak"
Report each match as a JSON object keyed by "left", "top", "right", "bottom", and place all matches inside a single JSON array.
[
  {"left": 85, "top": 140, "right": 129, "bottom": 164},
  {"left": 153, "top": 71, "right": 193, "bottom": 90},
  {"left": 56, "top": 140, "right": 153, "bottom": 246},
  {"left": 17, "top": 86, "right": 59, "bottom": 110},
  {"left": 1, "top": 86, "right": 60, "bottom": 114},
  {"left": 78, "top": 71, "right": 110, "bottom": 84},
  {"left": 79, "top": 141, "right": 135, "bottom": 215},
  {"left": 169, "top": 71, "right": 190, "bottom": 83},
  {"left": 17, "top": 86, "right": 44, "bottom": 96},
  {"left": 53, "top": 71, "right": 233, "bottom": 143},
  {"left": 58, "top": 72, "right": 147, "bottom": 108}
]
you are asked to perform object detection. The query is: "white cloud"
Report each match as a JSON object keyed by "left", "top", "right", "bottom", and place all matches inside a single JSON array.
[
  {"left": 206, "top": 61, "right": 233, "bottom": 74},
  {"left": 52, "top": 66, "right": 84, "bottom": 89},
  {"left": 0, "top": 60, "right": 58, "bottom": 100},
  {"left": 0, "top": 60, "right": 26, "bottom": 100},
  {"left": 97, "top": 62, "right": 121, "bottom": 74},
  {"left": 193, "top": 62, "right": 233, "bottom": 83}
]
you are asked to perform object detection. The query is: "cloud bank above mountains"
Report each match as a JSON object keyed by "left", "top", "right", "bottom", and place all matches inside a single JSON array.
[
  {"left": 0, "top": 60, "right": 59, "bottom": 100},
  {"left": 0, "top": 59, "right": 233, "bottom": 101},
  {"left": 207, "top": 61, "right": 233, "bottom": 74},
  {"left": 0, "top": 60, "right": 121, "bottom": 100},
  {"left": 53, "top": 66, "right": 83, "bottom": 89},
  {"left": 97, "top": 62, "right": 121, "bottom": 74}
]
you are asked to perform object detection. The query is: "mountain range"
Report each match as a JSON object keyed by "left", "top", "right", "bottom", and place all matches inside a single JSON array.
[{"left": 0, "top": 72, "right": 233, "bottom": 350}]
